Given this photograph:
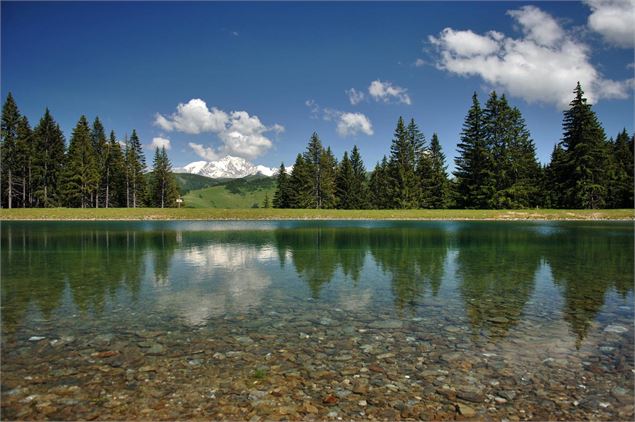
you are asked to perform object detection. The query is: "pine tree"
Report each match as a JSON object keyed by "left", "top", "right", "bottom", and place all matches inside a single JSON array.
[
  {"left": 289, "top": 154, "right": 312, "bottom": 208},
  {"left": 608, "top": 129, "right": 634, "bottom": 208},
  {"left": 388, "top": 117, "right": 420, "bottom": 208},
  {"left": 126, "top": 129, "right": 146, "bottom": 208},
  {"left": 91, "top": 117, "right": 108, "bottom": 208},
  {"left": 349, "top": 145, "right": 369, "bottom": 209},
  {"left": 149, "top": 146, "right": 178, "bottom": 208},
  {"left": 560, "top": 82, "right": 610, "bottom": 209},
  {"left": 369, "top": 156, "right": 391, "bottom": 209},
  {"left": 262, "top": 192, "right": 270, "bottom": 209},
  {"left": 335, "top": 151, "right": 354, "bottom": 209},
  {"left": 273, "top": 163, "right": 292, "bottom": 208},
  {"left": 63, "top": 116, "right": 99, "bottom": 208},
  {"left": 14, "top": 116, "right": 34, "bottom": 207},
  {"left": 454, "top": 93, "right": 496, "bottom": 208},
  {"left": 103, "top": 131, "right": 126, "bottom": 207},
  {"left": 421, "top": 133, "right": 450, "bottom": 208},
  {"left": 545, "top": 144, "right": 568, "bottom": 208},
  {"left": 32, "top": 109, "right": 66, "bottom": 207},
  {"left": 1, "top": 93, "right": 21, "bottom": 208},
  {"left": 320, "top": 146, "right": 338, "bottom": 209}
]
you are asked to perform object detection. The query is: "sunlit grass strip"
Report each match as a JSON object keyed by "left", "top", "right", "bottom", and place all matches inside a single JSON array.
[{"left": 0, "top": 208, "right": 633, "bottom": 220}]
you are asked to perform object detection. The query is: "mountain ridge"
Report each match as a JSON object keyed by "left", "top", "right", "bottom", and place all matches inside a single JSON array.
[{"left": 175, "top": 155, "right": 277, "bottom": 179}]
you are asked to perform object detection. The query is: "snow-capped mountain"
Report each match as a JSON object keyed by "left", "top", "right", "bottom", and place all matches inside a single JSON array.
[{"left": 176, "top": 155, "right": 277, "bottom": 179}]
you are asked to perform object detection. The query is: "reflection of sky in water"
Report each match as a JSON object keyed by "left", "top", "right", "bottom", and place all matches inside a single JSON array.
[{"left": 1, "top": 221, "right": 633, "bottom": 350}]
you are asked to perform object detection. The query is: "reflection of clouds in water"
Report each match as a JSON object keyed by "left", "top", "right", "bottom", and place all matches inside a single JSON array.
[
  {"left": 158, "top": 243, "right": 273, "bottom": 325},
  {"left": 338, "top": 288, "right": 373, "bottom": 312}
]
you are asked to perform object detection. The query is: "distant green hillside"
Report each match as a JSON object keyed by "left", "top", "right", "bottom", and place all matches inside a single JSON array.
[
  {"left": 174, "top": 173, "right": 225, "bottom": 194},
  {"left": 183, "top": 175, "right": 277, "bottom": 208}
]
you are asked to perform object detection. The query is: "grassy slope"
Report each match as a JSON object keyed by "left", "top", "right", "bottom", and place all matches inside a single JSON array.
[
  {"left": 1, "top": 208, "right": 633, "bottom": 220},
  {"left": 183, "top": 175, "right": 277, "bottom": 208}
]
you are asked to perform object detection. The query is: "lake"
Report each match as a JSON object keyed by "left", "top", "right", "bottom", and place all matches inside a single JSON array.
[{"left": 1, "top": 221, "right": 633, "bottom": 420}]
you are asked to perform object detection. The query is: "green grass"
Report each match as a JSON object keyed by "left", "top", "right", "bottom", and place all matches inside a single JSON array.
[
  {"left": 183, "top": 175, "right": 277, "bottom": 208},
  {"left": 1, "top": 208, "right": 632, "bottom": 220}
]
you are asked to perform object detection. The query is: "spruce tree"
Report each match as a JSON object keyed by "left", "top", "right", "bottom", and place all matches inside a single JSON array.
[
  {"left": 1, "top": 93, "right": 20, "bottom": 208},
  {"left": 301, "top": 133, "right": 337, "bottom": 209},
  {"left": 263, "top": 192, "right": 270, "bottom": 209},
  {"left": 91, "top": 117, "right": 108, "bottom": 207},
  {"left": 545, "top": 144, "right": 568, "bottom": 208},
  {"left": 454, "top": 93, "right": 496, "bottom": 208},
  {"left": 273, "top": 163, "right": 291, "bottom": 208},
  {"left": 14, "top": 116, "right": 34, "bottom": 207},
  {"left": 608, "top": 129, "right": 634, "bottom": 208},
  {"left": 32, "top": 109, "right": 66, "bottom": 207},
  {"left": 335, "top": 151, "right": 354, "bottom": 209},
  {"left": 349, "top": 145, "right": 369, "bottom": 209},
  {"left": 149, "top": 146, "right": 178, "bottom": 208},
  {"left": 388, "top": 117, "right": 420, "bottom": 208},
  {"left": 289, "top": 154, "right": 312, "bottom": 208},
  {"left": 103, "top": 131, "right": 126, "bottom": 208},
  {"left": 421, "top": 133, "right": 449, "bottom": 208},
  {"left": 126, "top": 129, "right": 146, "bottom": 208},
  {"left": 560, "top": 82, "right": 610, "bottom": 209},
  {"left": 63, "top": 116, "right": 99, "bottom": 208},
  {"left": 320, "top": 146, "right": 338, "bottom": 209},
  {"left": 369, "top": 156, "right": 391, "bottom": 209}
]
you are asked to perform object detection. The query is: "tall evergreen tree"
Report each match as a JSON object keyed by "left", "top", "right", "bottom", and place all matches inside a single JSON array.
[
  {"left": 335, "top": 151, "right": 354, "bottom": 209},
  {"left": 62, "top": 116, "right": 99, "bottom": 208},
  {"left": 559, "top": 82, "right": 610, "bottom": 209},
  {"left": 273, "top": 163, "right": 292, "bottom": 208},
  {"left": 126, "top": 129, "right": 146, "bottom": 208},
  {"left": 289, "top": 154, "right": 312, "bottom": 208},
  {"left": 544, "top": 144, "right": 568, "bottom": 208},
  {"left": 148, "top": 146, "right": 178, "bottom": 208},
  {"left": 14, "top": 116, "right": 34, "bottom": 207},
  {"left": 349, "top": 145, "right": 369, "bottom": 209},
  {"left": 91, "top": 117, "right": 108, "bottom": 208},
  {"left": 320, "top": 146, "right": 338, "bottom": 209},
  {"left": 32, "top": 109, "right": 66, "bottom": 207},
  {"left": 420, "top": 133, "right": 450, "bottom": 208},
  {"left": 608, "top": 129, "right": 634, "bottom": 208},
  {"left": 301, "top": 133, "right": 337, "bottom": 209},
  {"left": 103, "top": 131, "right": 126, "bottom": 208},
  {"left": 1, "top": 93, "right": 21, "bottom": 208},
  {"left": 369, "top": 156, "right": 391, "bottom": 209},
  {"left": 454, "top": 93, "right": 496, "bottom": 208},
  {"left": 388, "top": 117, "right": 420, "bottom": 208}
]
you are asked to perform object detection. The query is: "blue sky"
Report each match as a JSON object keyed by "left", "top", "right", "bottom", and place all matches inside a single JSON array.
[{"left": 2, "top": 1, "right": 633, "bottom": 171}]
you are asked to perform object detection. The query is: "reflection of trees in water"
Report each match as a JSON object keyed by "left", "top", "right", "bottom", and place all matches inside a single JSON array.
[
  {"left": 368, "top": 227, "right": 448, "bottom": 313},
  {"left": 545, "top": 226, "right": 634, "bottom": 347},
  {"left": 455, "top": 224, "right": 542, "bottom": 339},
  {"left": 0, "top": 224, "right": 181, "bottom": 333}
]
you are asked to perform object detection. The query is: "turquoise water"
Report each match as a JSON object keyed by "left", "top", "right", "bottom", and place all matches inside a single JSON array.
[{"left": 1, "top": 221, "right": 633, "bottom": 420}]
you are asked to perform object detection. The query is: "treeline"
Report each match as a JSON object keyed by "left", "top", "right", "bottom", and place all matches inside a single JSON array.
[
  {"left": 0, "top": 93, "right": 179, "bottom": 208},
  {"left": 274, "top": 83, "right": 633, "bottom": 210}
]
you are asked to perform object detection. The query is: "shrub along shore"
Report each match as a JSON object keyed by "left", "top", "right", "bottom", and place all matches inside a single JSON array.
[{"left": 0, "top": 208, "right": 632, "bottom": 221}]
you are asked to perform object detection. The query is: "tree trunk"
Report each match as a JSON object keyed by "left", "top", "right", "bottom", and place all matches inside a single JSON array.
[{"left": 7, "top": 170, "right": 12, "bottom": 209}]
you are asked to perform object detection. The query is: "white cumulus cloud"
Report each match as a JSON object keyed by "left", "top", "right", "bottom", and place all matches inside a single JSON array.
[
  {"left": 150, "top": 137, "right": 171, "bottom": 150},
  {"left": 585, "top": 0, "right": 635, "bottom": 48},
  {"left": 368, "top": 80, "right": 412, "bottom": 105},
  {"left": 155, "top": 99, "right": 283, "bottom": 160},
  {"left": 337, "top": 112, "right": 374, "bottom": 137},
  {"left": 346, "top": 88, "right": 365, "bottom": 105},
  {"left": 428, "top": 5, "right": 632, "bottom": 108}
]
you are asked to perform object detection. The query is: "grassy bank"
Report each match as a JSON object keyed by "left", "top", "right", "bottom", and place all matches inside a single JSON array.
[{"left": 0, "top": 208, "right": 633, "bottom": 221}]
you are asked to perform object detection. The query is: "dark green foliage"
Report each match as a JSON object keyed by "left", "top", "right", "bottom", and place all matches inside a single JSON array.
[
  {"left": 148, "top": 147, "right": 179, "bottom": 208},
  {"left": 1, "top": 93, "right": 20, "bottom": 208},
  {"left": 607, "top": 129, "right": 634, "bottom": 208},
  {"left": 388, "top": 117, "right": 420, "bottom": 208},
  {"left": 174, "top": 173, "right": 220, "bottom": 194},
  {"left": 369, "top": 156, "right": 392, "bottom": 209},
  {"left": 62, "top": 116, "right": 99, "bottom": 208},
  {"left": 262, "top": 192, "right": 270, "bottom": 208},
  {"left": 420, "top": 133, "right": 450, "bottom": 208},
  {"left": 558, "top": 82, "right": 610, "bottom": 209},
  {"left": 103, "top": 131, "right": 126, "bottom": 207},
  {"left": 335, "top": 151, "right": 354, "bottom": 209},
  {"left": 349, "top": 145, "right": 369, "bottom": 209},
  {"left": 32, "top": 109, "right": 66, "bottom": 207},
  {"left": 454, "top": 93, "right": 496, "bottom": 208},
  {"left": 300, "top": 133, "right": 337, "bottom": 209},
  {"left": 289, "top": 154, "right": 312, "bottom": 208},
  {"left": 91, "top": 117, "right": 108, "bottom": 207},
  {"left": 14, "top": 116, "right": 34, "bottom": 208},
  {"left": 273, "top": 163, "right": 292, "bottom": 208},
  {"left": 125, "top": 130, "right": 146, "bottom": 207}
]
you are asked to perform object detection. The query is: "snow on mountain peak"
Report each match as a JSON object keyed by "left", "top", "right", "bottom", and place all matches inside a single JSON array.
[{"left": 177, "top": 155, "right": 277, "bottom": 179}]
